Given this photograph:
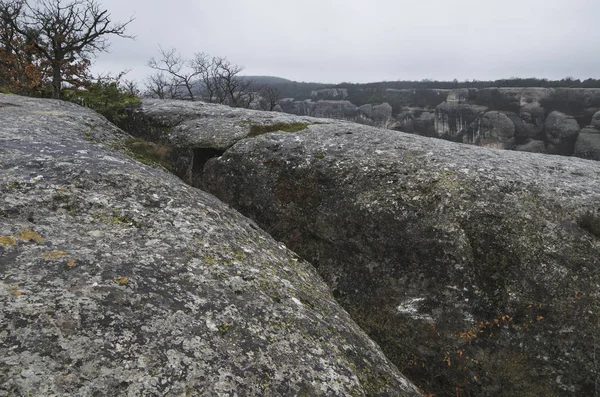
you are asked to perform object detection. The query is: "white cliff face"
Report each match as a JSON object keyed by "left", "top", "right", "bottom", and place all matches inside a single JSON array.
[{"left": 434, "top": 102, "right": 488, "bottom": 139}]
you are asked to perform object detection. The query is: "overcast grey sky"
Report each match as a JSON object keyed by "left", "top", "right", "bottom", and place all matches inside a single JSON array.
[{"left": 91, "top": 0, "right": 600, "bottom": 84}]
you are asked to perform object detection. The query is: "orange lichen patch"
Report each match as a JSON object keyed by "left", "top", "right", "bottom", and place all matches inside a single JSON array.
[
  {"left": 115, "top": 276, "right": 129, "bottom": 286},
  {"left": 9, "top": 285, "right": 22, "bottom": 297},
  {"left": 66, "top": 259, "right": 77, "bottom": 269},
  {"left": 43, "top": 250, "right": 70, "bottom": 259},
  {"left": 0, "top": 236, "right": 17, "bottom": 247},
  {"left": 18, "top": 229, "right": 44, "bottom": 243}
]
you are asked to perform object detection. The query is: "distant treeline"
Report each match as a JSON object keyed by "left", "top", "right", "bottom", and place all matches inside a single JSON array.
[{"left": 335, "top": 77, "right": 600, "bottom": 90}]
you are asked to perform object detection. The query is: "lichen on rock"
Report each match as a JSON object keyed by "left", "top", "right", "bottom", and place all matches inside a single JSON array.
[{"left": 0, "top": 94, "right": 420, "bottom": 396}]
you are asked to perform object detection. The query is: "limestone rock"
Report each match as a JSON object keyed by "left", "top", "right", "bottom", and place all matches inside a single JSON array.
[
  {"left": 203, "top": 119, "right": 600, "bottom": 395},
  {"left": 544, "top": 110, "right": 580, "bottom": 155},
  {"left": 434, "top": 102, "right": 488, "bottom": 140},
  {"left": 0, "top": 94, "right": 421, "bottom": 397},
  {"left": 574, "top": 127, "right": 600, "bottom": 160}
]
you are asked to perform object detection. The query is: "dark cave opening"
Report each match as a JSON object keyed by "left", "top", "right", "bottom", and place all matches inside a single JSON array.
[{"left": 191, "top": 147, "right": 225, "bottom": 188}]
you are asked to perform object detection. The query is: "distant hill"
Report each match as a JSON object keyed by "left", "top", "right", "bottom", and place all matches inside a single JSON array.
[
  {"left": 239, "top": 76, "right": 329, "bottom": 100},
  {"left": 240, "top": 76, "right": 293, "bottom": 85}
]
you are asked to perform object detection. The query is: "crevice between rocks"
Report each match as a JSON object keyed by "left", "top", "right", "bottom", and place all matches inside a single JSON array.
[{"left": 190, "top": 147, "right": 225, "bottom": 188}]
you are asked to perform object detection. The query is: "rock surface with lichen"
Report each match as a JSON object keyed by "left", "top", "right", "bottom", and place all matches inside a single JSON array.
[
  {"left": 201, "top": 116, "right": 600, "bottom": 395},
  {"left": 121, "top": 99, "right": 337, "bottom": 187},
  {"left": 0, "top": 94, "right": 422, "bottom": 397}
]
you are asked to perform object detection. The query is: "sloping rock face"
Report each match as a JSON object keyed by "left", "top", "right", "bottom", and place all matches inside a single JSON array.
[
  {"left": 0, "top": 95, "right": 421, "bottom": 397},
  {"left": 203, "top": 121, "right": 600, "bottom": 396}
]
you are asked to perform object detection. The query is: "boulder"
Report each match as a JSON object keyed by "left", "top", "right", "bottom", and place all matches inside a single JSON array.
[
  {"left": 544, "top": 110, "right": 580, "bottom": 155},
  {"left": 574, "top": 127, "right": 600, "bottom": 160},
  {"left": 591, "top": 110, "right": 600, "bottom": 129},
  {"left": 464, "top": 111, "right": 515, "bottom": 148},
  {"left": 203, "top": 119, "right": 600, "bottom": 396},
  {"left": 357, "top": 102, "right": 393, "bottom": 127},
  {"left": 506, "top": 111, "right": 540, "bottom": 142},
  {"left": 0, "top": 94, "right": 421, "bottom": 397}
]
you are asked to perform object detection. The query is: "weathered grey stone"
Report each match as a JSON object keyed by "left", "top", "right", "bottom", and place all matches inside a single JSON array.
[
  {"left": 591, "top": 110, "right": 600, "bottom": 129},
  {"left": 203, "top": 118, "right": 600, "bottom": 396},
  {"left": 434, "top": 102, "right": 488, "bottom": 140},
  {"left": 519, "top": 102, "right": 546, "bottom": 130},
  {"left": 544, "top": 110, "right": 580, "bottom": 155},
  {"left": 125, "top": 99, "right": 330, "bottom": 150},
  {"left": 0, "top": 94, "right": 421, "bottom": 397},
  {"left": 514, "top": 139, "right": 549, "bottom": 154},
  {"left": 464, "top": 111, "right": 515, "bottom": 148},
  {"left": 124, "top": 99, "right": 334, "bottom": 188},
  {"left": 574, "top": 128, "right": 600, "bottom": 160}
]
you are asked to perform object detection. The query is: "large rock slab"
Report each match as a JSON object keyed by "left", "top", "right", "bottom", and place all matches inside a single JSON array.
[
  {"left": 203, "top": 119, "right": 600, "bottom": 396},
  {"left": 123, "top": 99, "right": 335, "bottom": 188},
  {"left": 0, "top": 95, "right": 421, "bottom": 397}
]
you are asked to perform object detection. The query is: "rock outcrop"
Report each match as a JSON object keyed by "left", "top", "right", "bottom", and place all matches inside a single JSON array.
[
  {"left": 197, "top": 112, "right": 600, "bottom": 395},
  {"left": 433, "top": 102, "right": 488, "bottom": 141},
  {"left": 122, "top": 99, "right": 335, "bottom": 188},
  {"left": 279, "top": 99, "right": 392, "bottom": 128},
  {"left": 0, "top": 95, "right": 421, "bottom": 397}
]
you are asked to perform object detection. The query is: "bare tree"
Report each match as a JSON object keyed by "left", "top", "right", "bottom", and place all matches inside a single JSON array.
[
  {"left": 190, "top": 52, "right": 217, "bottom": 103},
  {"left": 144, "top": 72, "right": 167, "bottom": 99},
  {"left": 213, "top": 57, "right": 252, "bottom": 107},
  {"left": 121, "top": 78, "right": 139, "bottom": 97},
  {"left": 0, "top": 0, "right": 133, "bottom": 99},
  {"left": 148, "top": 47, "right": 200, "bottom": 101},
  {"left": 260, "top": 85, "right": 281, "bottom": 111}
]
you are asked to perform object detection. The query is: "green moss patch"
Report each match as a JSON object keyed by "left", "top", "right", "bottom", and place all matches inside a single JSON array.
[
  {"left": 122, "top": 138, "right": 172, "bottom": 171},
  {"left": 248, "top": 122, "right": 310, "bottom": 137}
]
